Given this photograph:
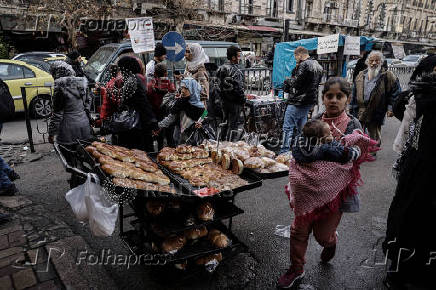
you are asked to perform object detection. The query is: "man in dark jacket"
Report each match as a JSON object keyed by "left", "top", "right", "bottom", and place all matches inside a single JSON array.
[
  {"left": 279, "top": 46, "right": 323, "bottom": 154},
  {"left": 216, "top": 46, "right": 245, "bottom": 141},
  {"left": 66, "top": 50, "right": 85, "bottom": 78},
  {"left": 350, "top": 51, "right": 401, "bottom": 147}
]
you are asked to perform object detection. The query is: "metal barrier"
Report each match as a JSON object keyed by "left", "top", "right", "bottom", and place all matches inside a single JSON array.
[
  {"left": 241, "top": 67, "right": 273, "bottom": 95},
  {"left": 347, "top": 66, "right": 415, "bottom": 90}
]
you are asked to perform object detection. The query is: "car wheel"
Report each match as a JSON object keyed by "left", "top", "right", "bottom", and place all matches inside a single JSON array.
[{"left": 31, "top": 95, "right": 52, "bottom": 119}]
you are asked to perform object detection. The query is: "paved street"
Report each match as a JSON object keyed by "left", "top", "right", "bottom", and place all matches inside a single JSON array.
[{"left": 1, "top": 115, "right": 401, "bottom": 289}]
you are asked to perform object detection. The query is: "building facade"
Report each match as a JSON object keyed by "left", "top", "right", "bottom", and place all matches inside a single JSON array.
[{"left": 0, "top": 0, "right": 435, "bottom": 55}]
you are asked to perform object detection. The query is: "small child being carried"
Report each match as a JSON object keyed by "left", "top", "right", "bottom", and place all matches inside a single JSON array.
[{"left": 292, "top": 119, "right": 361, "bottom": 164}]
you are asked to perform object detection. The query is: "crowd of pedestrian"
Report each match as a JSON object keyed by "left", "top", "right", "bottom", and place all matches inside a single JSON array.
[{"left": 1, "top": 39, "right": 435, "bottom": 289}]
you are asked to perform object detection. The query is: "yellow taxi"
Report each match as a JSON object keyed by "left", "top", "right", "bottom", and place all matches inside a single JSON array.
[
  {"left": 0, "top": 59, "right": 54, "bottom": 118},
  {"left": 44, "top": 56, "right": 88, "bottom": 65}
]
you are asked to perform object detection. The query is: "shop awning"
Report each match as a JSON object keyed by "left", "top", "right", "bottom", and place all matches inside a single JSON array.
[{"left": 246, "top": 25, "right": 280, "bottom": 33}]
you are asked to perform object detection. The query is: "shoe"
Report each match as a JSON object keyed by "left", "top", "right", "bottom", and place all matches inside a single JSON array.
[
  {"left": 0, "top": 184, "right": 18, "bottom": 196},
  {"left": 8, "top": 171, "right": 20, "bottom": 181},
  {"left": 321, "top": 244, "right": 336, "bottom": 263},
  {"left": 277, "top": 267, "right": 305, "bottom": 288}
]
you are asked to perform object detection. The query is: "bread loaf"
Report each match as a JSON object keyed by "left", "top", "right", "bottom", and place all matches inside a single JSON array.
[
  {"left": 208, "top": 229, "right": 229, "bottom": 248},
  {"left": 231, "top": 159, "right": 244, "bottom": 175},
  {"left": 161, "top": 235, "right": 186, "bottom": 254},
  {"left": 197, "top": 202, "right": 215, "bottom": 221}
]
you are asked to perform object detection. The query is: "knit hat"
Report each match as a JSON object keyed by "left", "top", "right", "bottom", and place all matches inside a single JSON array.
[{"left": 67, "top": 50, "right": 80, "bottom": 60}]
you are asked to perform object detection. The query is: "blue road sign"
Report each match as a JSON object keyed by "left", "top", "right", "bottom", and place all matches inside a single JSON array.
[{"left": 162, "top": 32, "right": 186, "bottom": 62}]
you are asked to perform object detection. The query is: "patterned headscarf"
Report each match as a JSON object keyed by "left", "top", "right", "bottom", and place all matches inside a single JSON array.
[
  {"left": 180, "top": 78, "right": 204, "bottom": 109},
  {"left": 186, "top": 43, "right": 209, "bottom": 72}
]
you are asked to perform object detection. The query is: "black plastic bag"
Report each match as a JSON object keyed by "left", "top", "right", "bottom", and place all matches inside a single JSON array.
[{"left": 184, "top": 122, "right": 216, "bottom": 146}]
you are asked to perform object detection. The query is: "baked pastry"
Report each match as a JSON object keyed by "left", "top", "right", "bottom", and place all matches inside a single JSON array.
[
  {"left": 91, "top": 141, "right": 102, "bottom": 147},
  {"left": 158, "top": 148, "right": 178, "bottom": 161},
  {"left": 208, "top": 229, "right": 229, "bottom": 248},
  {"left": 135, "top": 161, "right": 159, "bottom": 173},
  {"left": 157, "top": 184, "right": 176, "bottom": 194},
  {"left": 233, "top": 149, "right": 251, "bottom": 161},
  {"left": 113, "top": 150, "right": 136, "bottom": 163},
  {"left": 95, "top": 144, "right": 117, "bottom": 158},
  {"left": 268, "top": 162, "right": 289, "bottom": 172},
  {"left": 85, "top": 146, "right": 97, "bottom": 153},
  {"left": 176, "top": 152, "right": 193, "bottom": 160},
  {"left": 112, "top": 178, "right": 138, "bottom": 189},
  {"left": 261, "top": 157, "right": 277, "bottom": 168},
  {"left": 211, "top": 150, "right": 222, "bottom": 164},
  {"left": 98, "top": 155, "right": 115, "bottom": 165},
  {"left": 176, "top": 144, "right": 194, "bottom": 153},
  {"left": 197, "top": 202, "right": 215, "bottom": 221},
  {"left": 244, "top": 157, "right": 264, "bottom": 169},
  {"left": 91, "top": 149, "right": 104, "bottom": 159},
  {"left": 231, "top": 159, "right": 244, "bottom": 175},
  {"left": 276, "top": 153, "right": 292, "bottom": 165},
  {"left": 192, "top": 149, "right": 209, "bottom": 159},
  {"left": 146, "top": 200, "right": 165, "bottom": 216},
  {"left": 101, "top": 163, "right": 128, "bottom": 178},
  {"left": 261, "top": 149, "right": 276, "bottom": 159},
  {"left": 161, "top": 235, "right": 186, "bottom": 254},
  {"left": 221, "top": 154, "right": 231, "bottom": 170},
  {"left": 248, "top": 146, "right": 262, "bottom": 157},
  {"left": 195, "top": 253, "right": 223, "bottom": 265},
  {"left": 184, "top": 226, "right": 208, "bottom": 240}
]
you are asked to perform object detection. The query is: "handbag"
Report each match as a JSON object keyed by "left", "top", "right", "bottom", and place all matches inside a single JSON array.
[{"left": 103, "top": 107, "right": 141, "bottom": 133}]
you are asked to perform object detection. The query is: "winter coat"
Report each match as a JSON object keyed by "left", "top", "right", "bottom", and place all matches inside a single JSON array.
[
  {"left": 184, "top": 65, "right": 209, "bottom": 101},
  {"left": 216, "top": 63, "right": 245, "bottom": 105},
  {"left": 283, "top": 58, "right": 323, "bottom": 106},
  {"left": 350, "top": 69, "right": 401, "bottom": 125},
  {"left": 146, "top": 78, "right": 176, "bottom": 118},
  {"left": 66, "top": 57, "right": 85, "bottom": 78},
  {"left": 48, "top": 76, "right": 92, "bottom": 145}
]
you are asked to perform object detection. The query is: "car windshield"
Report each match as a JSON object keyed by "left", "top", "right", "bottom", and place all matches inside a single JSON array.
[
  {"left": 403, "top": 55, "right": 419, "bottom": 62},
  {"left": 84, "top": 46, "right": 117, "bottom": 80}
]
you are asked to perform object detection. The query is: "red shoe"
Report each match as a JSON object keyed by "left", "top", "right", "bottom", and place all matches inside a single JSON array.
[
  {"left": 277, "top": 267, "right": 305, "bottom": 288},
  {"left": 321, "top": 244, "right": 336, "bottom": 263}
]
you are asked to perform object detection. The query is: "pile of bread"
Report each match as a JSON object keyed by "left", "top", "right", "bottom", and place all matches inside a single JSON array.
[
  {"left": 158, "top": 145, "right": 249, "bottom": 191},
  {"left": 202, "top": 140, "right": 291, "bottom": 175},
  {"left": 85, "top": 142, "right": 175, "bottom": 194}
]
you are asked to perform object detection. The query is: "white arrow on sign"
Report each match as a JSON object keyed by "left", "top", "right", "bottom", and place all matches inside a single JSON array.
[{"left": 165, "top": 42, "right": 184, "bottom": 55}]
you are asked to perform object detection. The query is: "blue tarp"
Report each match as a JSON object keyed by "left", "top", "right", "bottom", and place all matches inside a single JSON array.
[{"left": 272, "top": 35, "right": 374, "bottom": 89}]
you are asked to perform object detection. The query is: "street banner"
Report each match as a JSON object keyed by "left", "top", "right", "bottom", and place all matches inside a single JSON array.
[
  {"left": 344, "top": 36, "right": 361, "bottom": 55},
  {"left": 125, "top": 17, "right": 155, "bottom": 53},
  {"left": 317, "top": 34, "right": 340, "bottom": 54}
]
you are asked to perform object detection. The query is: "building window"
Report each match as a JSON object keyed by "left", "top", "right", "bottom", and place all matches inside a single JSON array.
[
  {"left": 287, "top": 0, "right": 294, "bottom": 12},
  {"left": 266, "top": 0, "right": 278, "bottom": 18},
  {"left": 239, "top": 0, "right": 254, "bottom": 15},
  {"left": 210, "top": 0, "right": 224, "bottom": 12}
]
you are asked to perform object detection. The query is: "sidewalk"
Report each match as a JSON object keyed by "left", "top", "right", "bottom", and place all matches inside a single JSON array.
[{"left": 0, "top": 195, "right": 116, "bottom": 290}]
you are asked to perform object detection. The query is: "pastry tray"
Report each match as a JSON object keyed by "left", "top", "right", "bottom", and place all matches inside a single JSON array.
[
  {"left": 246, "top": 168, "right": 289, "bottom": 180},
  {"left": 148, "top": 152, "right": 263, "bottom": 199},
  {"left": 77, "top": 140, "right": 183, "bottom": 199},
  {"left": 121, "top": 221, "right": 243, "bottom": 264},
  {"left": 130, "top": 199, "right": 244, "bottom": 236}
]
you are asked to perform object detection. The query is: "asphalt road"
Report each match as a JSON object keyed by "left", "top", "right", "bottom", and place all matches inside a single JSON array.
[{"left": 3, "top": 115, "right": 401, "bottom": 289}]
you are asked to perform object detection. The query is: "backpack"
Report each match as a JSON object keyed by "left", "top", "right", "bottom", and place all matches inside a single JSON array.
[{"left": 0, "top": 79, "right": 15, "bottom": 121}]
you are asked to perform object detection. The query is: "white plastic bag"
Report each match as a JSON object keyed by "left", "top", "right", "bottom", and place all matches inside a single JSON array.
[
  {"left": 65, "top": 174, "right": 93, "bottom": 221},
  {"left": 85, "top": 175, "right": 119, "bottom": 237}
]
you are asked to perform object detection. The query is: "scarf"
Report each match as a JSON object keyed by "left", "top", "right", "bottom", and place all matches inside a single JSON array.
[
  {"left": 322, "top": 111, "right": 350, "bottom": 140},
  {"left": 186, "top": 43, "right": 209, "bottom": 72},
  {"left": 180, "top": 78, "right": 205, "bottom": 109},
  {"left": 288, "top": 130, "right": 378, "bottom": 224}
]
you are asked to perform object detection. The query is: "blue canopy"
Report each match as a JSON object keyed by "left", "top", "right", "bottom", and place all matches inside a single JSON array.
[{"left": 272, "top": 35, "right": 374, "bottom": 89}]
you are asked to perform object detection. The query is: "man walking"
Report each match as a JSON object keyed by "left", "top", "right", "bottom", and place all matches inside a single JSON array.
[
  {"left": 216, "top": 45, "right": 245, "bottom": 141},
  {"left": 146, "top": 43, "right": 167, "bottom": 79},
  {"left": 279, "top": 46, "right": 323, "bottom": 154},
  {"left": 351, "top": 51, "right": 401, "bottom": 146}
]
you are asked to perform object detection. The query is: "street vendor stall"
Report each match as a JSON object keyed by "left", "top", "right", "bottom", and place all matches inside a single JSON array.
[
  {"left": 54, "top": 140, "right": 266, "bottom": 281},
  {"left": 272, "top": 34, "right": 375, "bottom": 91}
]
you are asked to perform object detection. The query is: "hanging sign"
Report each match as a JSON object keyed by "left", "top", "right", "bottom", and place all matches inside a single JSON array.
[
  {"left": 344, "top": 36, "right": 361, "bottom": 55},
  {"left": 125, "top": 17, "right": 155, "bottom": 53},
  {"left": 317, "top": 34, "right": 340, "bottom": 54}
]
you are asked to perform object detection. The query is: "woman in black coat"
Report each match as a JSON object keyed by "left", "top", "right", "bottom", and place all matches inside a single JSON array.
[
  {"left": 383, "top": 55, "right": 436, "bottom": 289},
  {"left": 110, "top": 56, "right": 157, "bottom": 151}
]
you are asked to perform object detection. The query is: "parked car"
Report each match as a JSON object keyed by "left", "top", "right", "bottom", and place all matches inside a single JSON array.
[
  {"left": 400, "top": 54, "right": 427, "bottom": 67},
  {"left": 12, "top": 52, "right": 66, "bottom": 62},
  {"left": 44, "top": 56, "right": 88, "bottom": 65},
  {"left": 0, "top": 60, "right": 54, "bottom": 118},
  {"left": 20, "top": 59, "right": 51, "bottom": 73}
]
